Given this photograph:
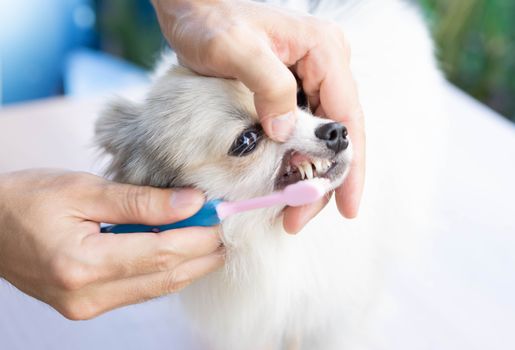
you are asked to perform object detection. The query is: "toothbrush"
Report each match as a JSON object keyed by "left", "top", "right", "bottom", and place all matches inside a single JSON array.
[{"left": 100, "top": 179, "right": 330, "bottom": 234}]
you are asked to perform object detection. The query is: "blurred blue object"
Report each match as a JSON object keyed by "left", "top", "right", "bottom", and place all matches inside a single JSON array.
[
  {"left": 0, "top": 0, "right": 96, "bottom": 105},
  {"left": 64, "top": 49, "right": 148, "bottom": 97}
]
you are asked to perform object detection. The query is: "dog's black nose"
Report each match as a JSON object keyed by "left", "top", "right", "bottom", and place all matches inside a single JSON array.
[{"left": 315, "top": 122, "right": 349, "bottom": 154}]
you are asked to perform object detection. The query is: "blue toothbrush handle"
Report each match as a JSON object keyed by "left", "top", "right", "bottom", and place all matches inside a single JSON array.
[{"left": 101, "top": 199, "right": 223, "bottom": 234}]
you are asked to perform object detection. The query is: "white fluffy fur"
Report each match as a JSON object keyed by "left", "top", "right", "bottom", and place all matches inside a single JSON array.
[{"left": 96, "top": 0, "right": 447, "bottom": 349}]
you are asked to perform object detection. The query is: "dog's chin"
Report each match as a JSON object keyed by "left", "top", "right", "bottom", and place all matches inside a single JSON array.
[{"left": 274, "top": 149, "right": 349, "bottom": 191}]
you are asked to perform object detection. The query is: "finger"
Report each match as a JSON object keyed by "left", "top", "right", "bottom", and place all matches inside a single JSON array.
[
  {"left": 308, "top": 94, "right": 321, "bottom": 114},
  {"left": 80, "top": 226, "right": 222, "bottom": 283},
  {"left": 314, "top": 104, "right": 326, "bottom": 118},
  {"left": 80, "top": 180, "right": 205, "bottom": 225},
  {"left": 283, "top": 192, "right": 332, "bottom": 234},
  {"left": 334, "top": 105, "right": 365, "bottom": 218},
  {"left": 320, "top": 70, "right": 365, "bottom": 218},
  {"left": 301, "top": 46, "right": 365, "bottom": 218},
  {"left": 294, "top": 34, "right": 365, "bottom": 218},
  {"left": 220, "top": 29, "right": 297, "bottom": 142},
  {"left": 65, "top": 249, "right": 224, "bottom": 319},
  {"left": 296, "top": 46, "right": 327, "bottom": 113}
]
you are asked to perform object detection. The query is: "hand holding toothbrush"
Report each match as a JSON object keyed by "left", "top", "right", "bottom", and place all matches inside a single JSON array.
[{"left": 0, "top": 170, "right": 223, "bottom": 320}]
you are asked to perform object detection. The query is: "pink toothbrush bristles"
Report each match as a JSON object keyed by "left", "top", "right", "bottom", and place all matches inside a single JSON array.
[
  {"left": 282, "top": 178, "right": 330, "bottom": 206},
  {"left": 216, "top": 179, "right": 331, "bottom": 220}
]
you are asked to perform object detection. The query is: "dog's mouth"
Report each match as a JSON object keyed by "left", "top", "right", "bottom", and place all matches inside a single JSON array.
[{"left": 274, "top": 150, "right": 342, "bottom": 190}]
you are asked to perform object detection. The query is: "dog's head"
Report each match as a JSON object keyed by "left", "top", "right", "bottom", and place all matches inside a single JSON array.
[{"left": 96, "top": 65, "right": 352, "bottom": 211}]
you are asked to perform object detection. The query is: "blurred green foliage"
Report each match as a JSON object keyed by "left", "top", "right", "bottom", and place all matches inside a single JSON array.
[
  {"left": 419, "top": 0, "right": 515, "bottom": 121},
  {"left": 94, "top": 0, "right": 164, "bottom": 68},
  {"left": 94, "top": 0, "right": 515, "bottom": 122}
]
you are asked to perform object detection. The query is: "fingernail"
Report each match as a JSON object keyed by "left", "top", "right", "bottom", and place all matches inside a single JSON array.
[
  {"left": 170, "top": 189, "right": 204, "bottom": 209},
  {"left": 270, "top": 112, "right": 295, "bottom": 142}
]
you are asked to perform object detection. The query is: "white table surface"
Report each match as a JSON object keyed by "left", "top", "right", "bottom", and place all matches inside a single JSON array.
[{"left": 0, "top": 84, "right": 514, "bottom": 349}]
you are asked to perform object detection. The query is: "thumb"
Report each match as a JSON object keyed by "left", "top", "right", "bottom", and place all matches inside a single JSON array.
[
  {"left": 251, "top": 57, "right": 298, "bottom": 142},
  {"left": 226, "top": 37, "right": 297, "bottom": 142},
  {"left": 82, "top": 181, "right": 205, "bottom": 225}
]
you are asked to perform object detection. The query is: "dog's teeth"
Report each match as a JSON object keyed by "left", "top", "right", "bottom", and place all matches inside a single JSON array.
[
  {"left": 313, "top": 159, "right": 323, "bottom": 174},
  {"left": 298, "top": 165, "right": 305, "bottom": 179},
  {"left": 304, "top": 162, "right": 313, "bottom": 179},
  {"left": 300, "top": 161, "right": 311, "bottom": 179},
  {"left": 318, "top": 159, "right": 329, "bottom": 173},
  {"left": 293, "top": 158, "right": 332, "bottom": 180},
  {"left": 286, "top": 165, "right": 291, "bottom": 174}
]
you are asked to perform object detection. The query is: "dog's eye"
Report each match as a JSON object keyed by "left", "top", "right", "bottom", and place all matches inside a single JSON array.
[{"left": 228, "top": 127, "right": 262, "bottom": 157}]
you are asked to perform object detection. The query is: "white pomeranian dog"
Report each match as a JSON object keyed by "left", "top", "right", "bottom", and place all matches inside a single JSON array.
[{"left": 96, "top": 0, "right": 446, "bottom": 348}]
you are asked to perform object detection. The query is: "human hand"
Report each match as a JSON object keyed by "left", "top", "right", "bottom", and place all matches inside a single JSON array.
[
  {"left": 152, "top": 0, "right": 365, "bottom": 233},
  {"left": 0, "top": 170, "right": 223, "bottom": 320}
]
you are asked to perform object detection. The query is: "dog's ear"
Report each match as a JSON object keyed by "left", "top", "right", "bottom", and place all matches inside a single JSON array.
[
  {"left": 95, "top": 97, "right": 143, "bottom": 181},
  {"left": 95, "top": 97, "right": 142, "bottom": 155}
]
